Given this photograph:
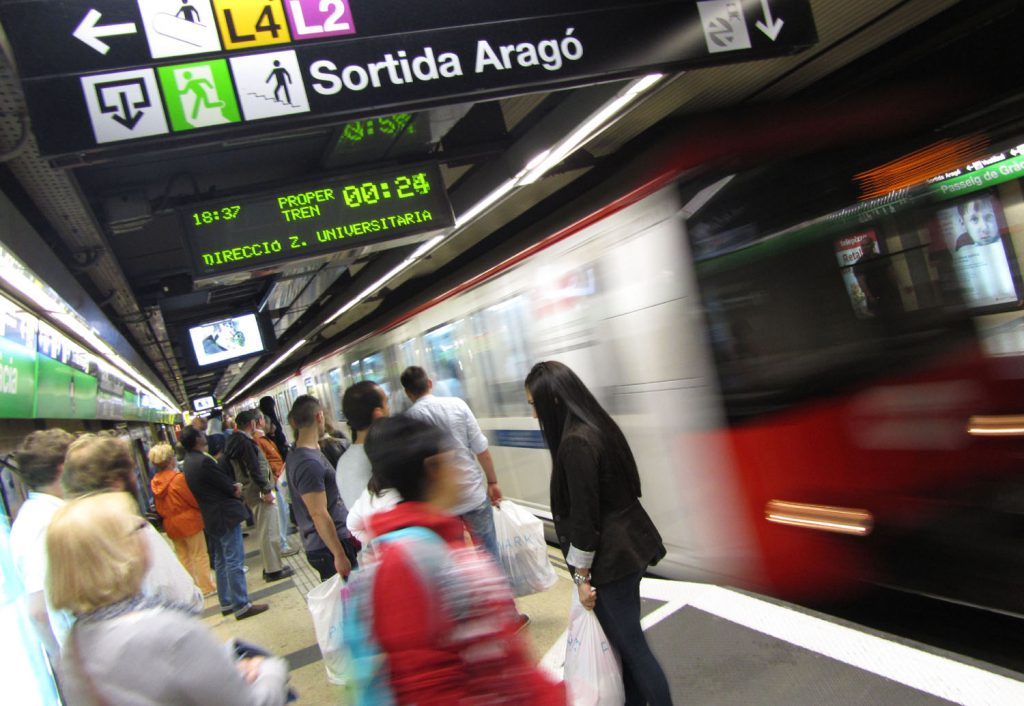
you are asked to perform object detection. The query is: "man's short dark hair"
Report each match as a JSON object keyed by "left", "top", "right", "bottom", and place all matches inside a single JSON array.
[
  {"left": 235, "top": 409, "right": 261, "bottom": 429},
  {"left": 180, "top": 426, "right": 203, "bottom": 451},
  {"left": 342, "top": 381, "right": 385, "bottom": 434},
  {"left": 400, "top": 366, "right": 430, "bottom": 397},
  {"left": 290, "top": 395, "right": 322, "bottom": 429},
  {"left": 15, "top": 429, "right": 74, "bottom": 489}
]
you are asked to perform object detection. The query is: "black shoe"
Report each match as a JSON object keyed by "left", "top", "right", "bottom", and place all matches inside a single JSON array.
[
  {"left": 220, "top": 608, "right": 234, "bottom": 616},
  {"left": 235, "top": 603, "right": 269, "bottom": 620},
  {"left": 263, "top": 566, "right": 295, "bottom": 582}
]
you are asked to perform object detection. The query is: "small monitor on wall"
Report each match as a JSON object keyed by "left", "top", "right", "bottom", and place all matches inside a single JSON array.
[
  {"left": 184, "top": 312, "right": 272, "bottom": 369},
  {"left": 192, "top": 396, "right": 216, "bottom": 412}
]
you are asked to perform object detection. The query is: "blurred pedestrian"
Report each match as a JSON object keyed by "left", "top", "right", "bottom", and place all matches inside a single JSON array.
[
  {"left": 259, "top": 396, "right": 289, "bottom": 458},
  {"left": 525, "top": 360, "right": 672, "bottom": 706},
  {"left": 181, "top": 427, "right": 268, "bottom": 620},
  {"left": 349, "top": 415, "right": 564, "bottom": 705},
  {"left": 48, "top": 492, "right": 291, "bottom": 706},
  {"left": 61, "top": 434, "right": 204, "bottom": 614},
  {"left": 148, "top": 442, "right": 216, "bottom": 596},
  {"left": 254, "top": 415, "right": 298, "bottom": 556},
  {"left": 11, "top": 429, "right": 75, "bottom": 660}
]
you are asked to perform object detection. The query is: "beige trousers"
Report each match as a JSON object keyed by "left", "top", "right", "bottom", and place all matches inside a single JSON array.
[{"left": 172, "top": 530, "right": 216, "bottom": 593}]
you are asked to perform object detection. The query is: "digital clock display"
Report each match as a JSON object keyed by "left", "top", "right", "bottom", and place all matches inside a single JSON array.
[{"left": 182, "top": 163, "right": 453, "bottom": 276}]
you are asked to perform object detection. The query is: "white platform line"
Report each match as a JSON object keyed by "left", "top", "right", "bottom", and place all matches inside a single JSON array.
[{"left": 640, "top": 579, "right": 1024, "bottom": 706}]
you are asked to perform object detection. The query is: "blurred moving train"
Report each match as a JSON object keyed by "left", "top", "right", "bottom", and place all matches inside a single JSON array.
[{"left": 244, "top": 107, "right": 1024, "bottom": 616}]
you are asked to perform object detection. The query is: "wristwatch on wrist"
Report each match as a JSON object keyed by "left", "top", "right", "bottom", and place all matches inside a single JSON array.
[{"left": 572, "top": 571, "right": 590, "bottom": 586}]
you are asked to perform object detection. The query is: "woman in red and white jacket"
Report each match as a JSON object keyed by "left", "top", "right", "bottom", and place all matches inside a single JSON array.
[{"left": 354, "top": 415, "right": 565, "bottom": 706}]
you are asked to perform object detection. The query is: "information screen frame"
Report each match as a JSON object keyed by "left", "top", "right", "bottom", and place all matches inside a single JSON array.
[
  {"left": 180, "top": 311, "right": 276, "bottom": 372},
  {"left": 191, "top": 395, "right": 216, "bottom": 412},
  {"left": 180, "top": 162, "right": 453, "bottom": 277}
]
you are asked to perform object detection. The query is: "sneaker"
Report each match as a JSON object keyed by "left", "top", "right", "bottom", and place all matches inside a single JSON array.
[
  {"left": 235, "top": 603, "right": 270, "bottom": 620},
  {"left": 281, "top": 545, "right": 299, "bottom": 557},
  {"left": 263, "top": 566, "right": 295, "bottom": 582},
  {"left": 515, "top": 613, "right": 531, "bottom": 632}
]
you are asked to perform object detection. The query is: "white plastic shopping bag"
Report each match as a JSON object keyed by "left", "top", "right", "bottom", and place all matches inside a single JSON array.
[
  {"left": 492, "top": 500, "right": 558, "bottom": 596},
  {"left": 306, "top": 573, "right": 347, "bottom": 684},
  {"left": 564, "top": 589, "right": 625, "bottom": 706}
]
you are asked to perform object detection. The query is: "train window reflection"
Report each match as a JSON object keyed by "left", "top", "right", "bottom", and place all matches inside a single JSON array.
[
  {"left": 424, "top": 323, "right": 466, "bottom": 402},
  {"left": 471, "top": 297, "right": 532, "bottom": 417},
  {"left": 360, "top": 352, "right": 390, "bottom": 398}
]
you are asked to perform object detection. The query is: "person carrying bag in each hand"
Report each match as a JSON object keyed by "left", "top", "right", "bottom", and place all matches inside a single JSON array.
[{"left": 526, "top": 360, "right": 674, "bottom": 706}]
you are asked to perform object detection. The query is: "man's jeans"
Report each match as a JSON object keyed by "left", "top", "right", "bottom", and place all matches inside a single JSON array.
[
  {"left": 212, "top": 524, "right": 250, "bottom": 612},
  {"left": 460, "top": 499, "right": 499, "bottom": 563}
]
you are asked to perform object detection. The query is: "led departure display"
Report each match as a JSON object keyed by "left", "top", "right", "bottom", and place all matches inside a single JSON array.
[{"left": 182, "top": 163, "right": 453, "bottom": 275}]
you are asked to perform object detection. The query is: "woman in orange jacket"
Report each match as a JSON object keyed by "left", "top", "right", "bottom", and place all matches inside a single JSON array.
[{"left": 149, "top": 442, "right": 216, "bottom": 595}]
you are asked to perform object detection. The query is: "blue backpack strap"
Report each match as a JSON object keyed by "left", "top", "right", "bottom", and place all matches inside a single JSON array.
[{"left": 343, "top": 526, "right": 450, "bottom": 706}]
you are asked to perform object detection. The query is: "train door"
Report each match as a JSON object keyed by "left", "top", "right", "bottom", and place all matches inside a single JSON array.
[{"left": 423, "top": 322, "right": 468, "bottom": 403}]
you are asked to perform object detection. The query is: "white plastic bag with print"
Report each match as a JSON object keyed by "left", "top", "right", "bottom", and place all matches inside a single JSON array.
[
  {"left": 492, "top": 500, "right": 558, "bottom": 596},
  {"left": 564, "top": 589, "right": 625, "bottom": 706},
  {"left": 306, "top": 573, "right": 348, "bottom": 684}
]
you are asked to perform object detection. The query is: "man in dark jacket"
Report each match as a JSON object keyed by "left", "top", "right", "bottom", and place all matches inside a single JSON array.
[
  {"left": 181, "top": 426, "right": 268, "bottom": 620},
  {"left": 223, "top": 410, "right": 293, "bottom": 582}
]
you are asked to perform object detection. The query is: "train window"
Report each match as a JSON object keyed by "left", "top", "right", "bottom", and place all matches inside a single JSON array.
[
  {"left": 328, "top": 368, "right": 344, "bottom": 421},
  {"left": 423, "top": 323, "right": 467, "bottom": 401},
  {"left": 398, "top": 338, "right": 417, "bottom": 368},
  {"left": 360, "top": 352, "right": 391, "bottom": 398},
  {"left": 470, "top": 297, "right": 533, "bottom": 417}
]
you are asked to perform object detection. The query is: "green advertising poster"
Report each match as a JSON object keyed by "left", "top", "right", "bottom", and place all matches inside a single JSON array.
[
  {"left": 0, "top": 338, "right": 36, "bottom": 418},
  {"left": 157, "top": 59, "right": 241, "bottom": 132},
  {"left": 0, "top": 294, "right": 37, "bottom": 418},
  {"left": 35, "top": 354, "right": 97, "bottom": 419}
]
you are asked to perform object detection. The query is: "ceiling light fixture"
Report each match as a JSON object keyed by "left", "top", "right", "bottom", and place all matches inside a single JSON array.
[{"left": 226, "top": 338, "right": 308, "bottom": 404}]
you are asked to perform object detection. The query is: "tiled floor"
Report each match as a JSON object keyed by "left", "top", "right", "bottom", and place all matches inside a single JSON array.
[{"left": 195, "top": 528, "right": 575, "bottom": 704}]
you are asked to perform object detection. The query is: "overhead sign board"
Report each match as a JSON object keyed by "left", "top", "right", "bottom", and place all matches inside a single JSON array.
[
  {"left": 0, "top": 0, "right": 817, "bottom": 157},
  {"left": 181, "top": 162, "right": 454, "bottom": 276}
]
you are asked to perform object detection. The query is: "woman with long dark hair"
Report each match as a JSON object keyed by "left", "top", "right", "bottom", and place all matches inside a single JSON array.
[
  {"left": 258, "top": 396, "right": 289, "bottom": 459},
  {"left": 525, "top": 360, "right": 673, "bottom": 706}
]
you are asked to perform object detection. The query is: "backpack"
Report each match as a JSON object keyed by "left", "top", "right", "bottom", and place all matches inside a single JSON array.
[{"left": 342, "top": 526, "right": 449, "bottom": 706}]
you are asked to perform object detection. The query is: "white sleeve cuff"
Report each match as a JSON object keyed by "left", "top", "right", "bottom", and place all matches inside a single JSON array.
[{"left": 566, "top": 544, "right": 595, "bottom": 569}]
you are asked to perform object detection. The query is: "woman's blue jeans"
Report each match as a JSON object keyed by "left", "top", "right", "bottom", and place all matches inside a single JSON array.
[{"left": 593, "top": 570, "right": 674, "bottom": 706}]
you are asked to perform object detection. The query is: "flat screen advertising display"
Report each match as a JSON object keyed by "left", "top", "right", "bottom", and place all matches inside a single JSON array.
[
  {"left": 182, "top": 163, "right": 453, "bottom": 277},
  {"left": 187, "top": 313, "right": 267, "bottom": 368},
  {"left": 192, "top": 396, "right": 216, "bottom": 412},
  {"left": 935, "top": 193, "right": 1019, "bottom": 309}
]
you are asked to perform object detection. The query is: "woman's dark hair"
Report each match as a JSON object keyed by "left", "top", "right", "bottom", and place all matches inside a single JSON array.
[
  {"left": 342, "top": 381, "right": 385, "bottom": 435},
  {"left": 364, "top": 416, "right": 451, "bottom": 503},
  {"left": 259, "top": 395, "right": 288, "bottom": 457},
  {"left": 524, "top": 360, "right": 641, "bottom": 496}
]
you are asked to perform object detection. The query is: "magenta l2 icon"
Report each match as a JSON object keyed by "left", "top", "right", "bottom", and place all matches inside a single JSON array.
[{"left": 284, "top": 0, "right": 357, "bottom": 40}]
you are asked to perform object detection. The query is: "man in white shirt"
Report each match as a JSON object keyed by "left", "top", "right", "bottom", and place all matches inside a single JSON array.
[
  {"left": 400, "top": 366, "right": 503, "bottom": 560},
  {"left": 335, "top": 380, "right": 389, "bottom": 509},
  {"left": 11, "top": 429, "right": 75, "bottom": 662}
]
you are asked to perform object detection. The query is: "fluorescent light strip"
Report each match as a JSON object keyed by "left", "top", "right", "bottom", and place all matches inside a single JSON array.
[
  {"left": 520, "top": 73, "right": 663, "bottom": 186},
  {"left": 0, "top": 247, "right": 179, "bottom": 413},
  {"left": 226, "top": 338, "right": 307, "bottom": 404}
]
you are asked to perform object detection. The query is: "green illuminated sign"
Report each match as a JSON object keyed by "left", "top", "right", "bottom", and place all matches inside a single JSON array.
[
  {"left": 183, "top": 163, "right": 454, "bottom": 275},
  {"left": 930, "top": 153, "right": 1024, "bottom": 200},
  {"left": 338, "top": 114, "right": 415, "bottom": 144}
]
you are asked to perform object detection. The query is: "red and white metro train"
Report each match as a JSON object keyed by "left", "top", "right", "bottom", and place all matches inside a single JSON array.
[{"left": 247, "top": 113, "right": 1024, "bottom": 616}]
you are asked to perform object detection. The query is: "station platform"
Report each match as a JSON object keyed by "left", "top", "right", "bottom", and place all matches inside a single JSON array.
[{"left": 194, "top": 530, "right": 1024, "bottom": 705}]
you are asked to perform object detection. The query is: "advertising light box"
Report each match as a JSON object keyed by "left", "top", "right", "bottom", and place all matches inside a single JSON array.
[{"left": 182, "top": 163, "right": 453, "bottom": 276}]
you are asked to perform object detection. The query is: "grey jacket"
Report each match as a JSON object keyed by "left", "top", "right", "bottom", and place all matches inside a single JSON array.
[{"left": 60, "top": 605, "right": 289, "bottom": 706}]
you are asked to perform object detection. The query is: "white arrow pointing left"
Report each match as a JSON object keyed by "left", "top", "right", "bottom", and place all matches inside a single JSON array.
[{"left": 73, "top": 9, "right": 137, "bottom": 55}]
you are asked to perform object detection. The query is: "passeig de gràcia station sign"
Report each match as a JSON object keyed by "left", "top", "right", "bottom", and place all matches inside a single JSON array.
[{"left": 0, "top": 0, "right": 817, "bottom": 158}]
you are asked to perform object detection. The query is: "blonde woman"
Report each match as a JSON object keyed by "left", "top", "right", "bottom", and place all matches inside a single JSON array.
[
  {"left": 149, "top": 442, "right": 216, "bottom": 595},
  {"left": 48, "top": 493, "right": 290, "bottom": 706}
]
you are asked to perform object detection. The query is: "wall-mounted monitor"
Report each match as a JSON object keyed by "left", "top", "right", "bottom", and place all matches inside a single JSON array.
[
  {"left": 191, "top": 396, "right": 216, "bottom": 412},
  {"left": 183, "top": 312, "right": 274, "bottom": 370}
]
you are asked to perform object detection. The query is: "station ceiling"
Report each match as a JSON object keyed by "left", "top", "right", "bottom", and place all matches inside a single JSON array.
[{"left": 0, "top": 0, "right": 1019, "bottom": 408}]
